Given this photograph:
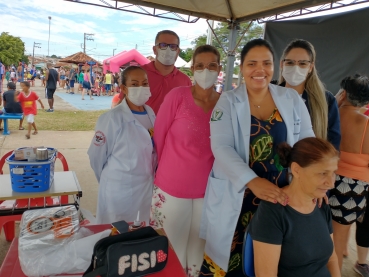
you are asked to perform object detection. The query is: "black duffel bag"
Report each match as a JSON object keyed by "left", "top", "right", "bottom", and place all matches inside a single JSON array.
[{"left": 83, "top": 226, "right": 169, "bottom": 277}]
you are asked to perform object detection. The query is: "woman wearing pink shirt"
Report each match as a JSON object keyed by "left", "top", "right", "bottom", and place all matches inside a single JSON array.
[{"left": 151, "top": 45, "right": 221, "bottom": 276}]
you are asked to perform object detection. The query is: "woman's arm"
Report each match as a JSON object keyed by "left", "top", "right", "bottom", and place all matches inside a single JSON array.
[
  {"left": 326, "top": 235, "right": 341, "bottom": 277},
  {"left": 253, "top": 241, "right": 281, "bottom": 277}
]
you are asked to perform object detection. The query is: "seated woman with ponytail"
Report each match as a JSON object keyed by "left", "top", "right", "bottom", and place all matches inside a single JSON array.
[{"left": 248, "top": 137, "right": 341, "bottom": 277}]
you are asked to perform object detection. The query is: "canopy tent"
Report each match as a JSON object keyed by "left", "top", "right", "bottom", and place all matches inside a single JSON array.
[
  {"left": 264, "top": 6, "right": 369, "bottom": 94},
  {"left": 59, "top": 51, "right": 101, "bottom": 65},
  {"left": 103, "top": 49, "right": 150, "bottom": 73},
  {"left": 65, "top": 0, "right": 369, "bottom": 89}
]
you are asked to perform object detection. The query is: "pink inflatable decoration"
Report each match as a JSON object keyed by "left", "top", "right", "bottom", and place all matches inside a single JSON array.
[{"left": 103, "top": 49, "right": 150, "bottom": 74}]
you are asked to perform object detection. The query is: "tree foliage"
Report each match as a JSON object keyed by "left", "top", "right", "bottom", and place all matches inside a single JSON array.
[
  {"left": 0, "top": 32, "right": 26, "bottom": 66},
  {"left": 191, "top": 21, "right": 264, "bottom": 73}
]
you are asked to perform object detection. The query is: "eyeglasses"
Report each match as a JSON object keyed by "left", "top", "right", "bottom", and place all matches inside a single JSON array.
[
  {"left": 156, "top": 43, "right": 179, "bottom": 51},
  {"left": 193, "top": 62, "right": 219, "bottom": 72},
  {"left": 283, "top": 59, "right": 311, "bottom": 68}
]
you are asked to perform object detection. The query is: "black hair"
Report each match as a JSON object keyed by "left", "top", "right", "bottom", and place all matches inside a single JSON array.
[
  {"left": 340, "top": 74, "right": 369, "bottom": 107},
  {"left": 192, "top": 45, "right": 221, "bottom": 64},
  {"left": 7, "top": 82, "right": 16, "bottom": 90},
  {"left": 155, "top": 30, "right": 180, "bottom": 45},
  {"left": 120, "top": 66, "right": 146, "bottom": 86},
  {"left": 20, "top": 81, "right": 30, "bottom": 88},
  {"left": 240, "top": 38, "right": 275, "bottom": 64}
]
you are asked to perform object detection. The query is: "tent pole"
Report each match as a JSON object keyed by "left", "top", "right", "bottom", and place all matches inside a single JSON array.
[{"left": 224, "top": 22, "right": 239, "bottom": 91}]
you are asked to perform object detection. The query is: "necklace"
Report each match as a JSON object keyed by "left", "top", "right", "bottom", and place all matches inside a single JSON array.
[{"left": 248, "top": 92, "right": 269, "bottom": 108}]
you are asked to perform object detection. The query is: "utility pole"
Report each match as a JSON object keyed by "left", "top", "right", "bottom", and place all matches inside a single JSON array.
[
  {"left": 48, "top": 16, "right": 51, "bottom": 57},
  {"left": 32, "top": 42, "right": 41, "bottom": 65},
  {"left": 113, "top": 48, "right": 116, "bottom": 56},
  {"left": 84, "top": 33, "right": 94, "bottom": 54}
]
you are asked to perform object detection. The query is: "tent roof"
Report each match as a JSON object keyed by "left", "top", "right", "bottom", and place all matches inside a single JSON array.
[
  {"left": 59, "top": 52, "right": 101, "bottom": 65},
  {"left": 115, "top": 0, "right": 333, "bottom": 22}
]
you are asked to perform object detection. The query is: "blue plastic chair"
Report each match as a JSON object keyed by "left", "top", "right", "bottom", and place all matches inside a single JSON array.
[{"left": 242, "top": 229, "right": 255, "bottom": 277}]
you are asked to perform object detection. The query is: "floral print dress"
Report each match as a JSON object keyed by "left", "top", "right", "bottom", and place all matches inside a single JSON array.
[{"left": 199, "top": 108, "right": 289, "bottom": 277}]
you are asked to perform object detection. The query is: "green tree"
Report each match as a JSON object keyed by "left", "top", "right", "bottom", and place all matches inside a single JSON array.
[
  {"left": 0, "top": 32, "right": 26, "bottom": 65},
  {"left": 191, "top": 21, "right": 264, "bottom": 68},
  {"left": 179, "top": 48, "right": 194, "bottom": 63}
]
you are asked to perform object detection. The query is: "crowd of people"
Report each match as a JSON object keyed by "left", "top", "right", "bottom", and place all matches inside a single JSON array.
[{"left": 86, "top": 29, "right": 369, "bottom": 277}]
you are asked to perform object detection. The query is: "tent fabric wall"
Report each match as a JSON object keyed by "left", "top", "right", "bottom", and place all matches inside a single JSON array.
[
  {"left": 103, "top": 49, "right": 150, "bottom": 73},
  {"left": 264, "top": 7, "right": 369, "bottom": 94}
]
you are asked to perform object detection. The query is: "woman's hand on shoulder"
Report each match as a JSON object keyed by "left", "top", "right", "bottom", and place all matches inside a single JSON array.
[{"left": 247, "top": 177, "right": 289, "bottom": 206}]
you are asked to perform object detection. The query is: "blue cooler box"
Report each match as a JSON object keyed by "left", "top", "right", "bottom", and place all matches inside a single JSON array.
[{"left": 6, "top": 148, "right": 57, "bottom": 192}]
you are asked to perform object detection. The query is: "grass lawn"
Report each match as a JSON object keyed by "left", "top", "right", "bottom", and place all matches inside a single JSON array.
[{"left": 6, "top": 110, "right": 108, "bottom": 131}]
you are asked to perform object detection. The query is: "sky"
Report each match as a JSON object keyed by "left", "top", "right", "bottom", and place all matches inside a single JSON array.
[
  {"left": 0, "top": 0, "right": 210, "bottom": 62},
  {"left": 1, "top": 0, "right": 368, "bottom": 63}
]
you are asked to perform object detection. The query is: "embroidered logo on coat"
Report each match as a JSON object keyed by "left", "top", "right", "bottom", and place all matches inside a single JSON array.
[
  {"left": 211, "top": 109, "right": 223, "bottom": 121},
  {"left": 93, "top": 131, "right": 106, "bottom": 146}
]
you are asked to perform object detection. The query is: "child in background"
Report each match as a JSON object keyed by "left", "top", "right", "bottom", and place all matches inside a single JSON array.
[
  {"left": 16, "top": 81, "right": 44, "bottom": 139},
  {"left": 66, "top": 77, "right": 70, "bottom": 93},
  {"left": 10, "top": 70, "right": 16, "bottom": 83},
  {"left": 94, "top": 77, "right": 101, "bottom": 96}
]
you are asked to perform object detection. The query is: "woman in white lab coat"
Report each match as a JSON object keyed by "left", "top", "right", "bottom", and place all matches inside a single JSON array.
[
  {"left": 88, "top": 66, "right": 156, "bottom": 224},
  {"left": 199, "top": 39, "right": 315, "bottom": 276}
]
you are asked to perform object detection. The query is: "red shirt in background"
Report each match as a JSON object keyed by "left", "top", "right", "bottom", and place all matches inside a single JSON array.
[
  {"left": 17, "top": 91, "right": 39, "bottom": 115},
  {"left": 142, "top": 61, "right": 192, "bottom": 114}
]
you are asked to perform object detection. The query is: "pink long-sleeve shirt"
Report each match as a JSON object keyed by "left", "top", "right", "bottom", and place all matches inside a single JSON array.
[{"left": 154, "top": 86, "right": 215, "bottom": 199}]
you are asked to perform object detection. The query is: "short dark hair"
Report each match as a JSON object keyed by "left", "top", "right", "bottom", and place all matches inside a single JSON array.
[
  {"left": 20, "top": 81, "right": 30, "bottom": 88},
  {"left": 240, "top": 38, "right": 275, "bottom": 65},
  {"left": 277, "top": 137, "right": 338, "bottom": 169},
  {"left": 155, "top": 30, "right": 180, "bottom": 45},
  {"left": 192, "top": 45, "right": 221, "bottom": 65},
  {"left": 120, "top": 66, "right": 147, "bottom": 86},
  {"left": 7, "top": 82, "right": 16, "bottom": 90},
  {"left": 340, "top": 74, "right": 369, "bottom": 107}
]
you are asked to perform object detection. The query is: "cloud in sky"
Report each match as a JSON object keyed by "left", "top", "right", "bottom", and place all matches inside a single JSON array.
[{"left": 0, "top": 0, "right": 209, "bottom": 61}]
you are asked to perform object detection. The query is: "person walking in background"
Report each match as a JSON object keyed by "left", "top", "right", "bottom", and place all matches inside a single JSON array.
[
  {"left": 104, "top": 70, "right": 113, "bottom": 96},
  {"left": 5, "top": 68, "right": 10, "bottom": 84},
  {"left": 78, "top": 70, "right": 84, "bottom": 92},
  {"left": 113, "top": 72, "right": 120, "bottom": 93},
  {"left": 329, "top": 74, "right": 369, "bottom": 275},
  {"left": 142, "top": 30, "right": 192, "bottom": 114},
  {"left": 69, "top": 68, "right": 76, "bottom": 94},
  {"left": 277, "top": 39, "right": 341, "bottom": 150},
  {"left": 45, "top": 63, "right": 59, "bottom": 112},
  {"left": 10, "top": 69, "right": 17, "bottom": 83},
  {"left": 16, "top": 81, "right": 44, "bottom": 139},
  {"left": 82, "top": 69, "right": 93, "bottom": 101},
  {"left": 59, "top": 67, "right": 66, "bottom": 89},
  {"left": 151, "top": 45, "right": 221, "bottom": 276}
]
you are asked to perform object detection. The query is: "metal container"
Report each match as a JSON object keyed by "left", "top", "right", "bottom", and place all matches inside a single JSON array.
[{"left": 36, "top": 148, "right": 48, "bottom": 161}]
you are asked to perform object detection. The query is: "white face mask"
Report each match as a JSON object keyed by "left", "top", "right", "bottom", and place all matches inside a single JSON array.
[
  {"left": 282, "top": 65, "right": 310, "bottom": 86},
  {"left": 127, "top": 87, "right": 151, "bottom": 106},
  {"left": 194, "top": 69, "right": 219, "bottom": 90},
  {"left": 156, "top": 48, "right": 177, "bottom": 66}
]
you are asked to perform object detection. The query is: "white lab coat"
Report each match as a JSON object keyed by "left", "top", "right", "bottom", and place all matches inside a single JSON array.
[
  {"left": 199, "top": 84, "right": 315, "bottom": 271},
  {"left": 88, "top": 99, "right": 156, "bottom": 224}
]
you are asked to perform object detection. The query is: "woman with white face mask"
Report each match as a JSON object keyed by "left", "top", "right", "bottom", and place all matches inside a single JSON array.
[
  {"left": 151, "top": 45, "right": 221, "bottom": 276},
  {"left": 88, "top": 66, "right": 156, "bottom": 225},
  {"left": 278, "top": 39, "right": 341, "bottom": 150}
]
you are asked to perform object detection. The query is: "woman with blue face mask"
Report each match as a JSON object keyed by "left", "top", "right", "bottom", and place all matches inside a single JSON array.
[
  {"left": 88, "top": 66, "right": 156, "bottom": 225},
  {"left": 278, "top": 39, "right": 341, "bottom": 150}
]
